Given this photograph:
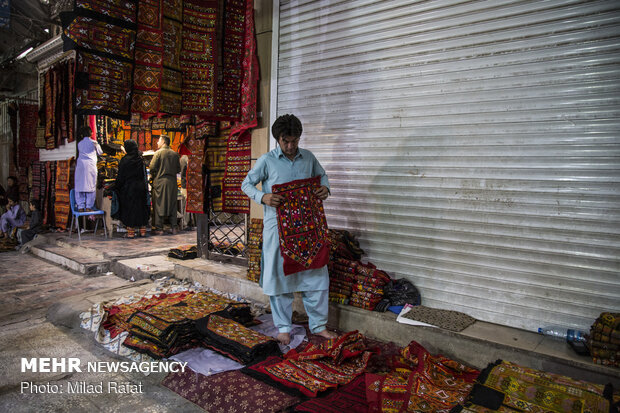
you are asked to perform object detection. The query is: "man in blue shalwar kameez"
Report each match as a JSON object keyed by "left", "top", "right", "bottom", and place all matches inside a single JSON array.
[{"left": 242, "top": 114, "right": 337, "bottom": 345}]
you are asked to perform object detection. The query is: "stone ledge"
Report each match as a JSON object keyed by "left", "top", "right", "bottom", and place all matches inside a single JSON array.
[{"left": 30, "top": 245, "right": 109, "bottom": 276}]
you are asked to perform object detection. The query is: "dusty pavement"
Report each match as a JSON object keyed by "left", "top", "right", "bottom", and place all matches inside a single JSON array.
[{"left": 0, "top": 251, "right": 204, "bottom": 413}]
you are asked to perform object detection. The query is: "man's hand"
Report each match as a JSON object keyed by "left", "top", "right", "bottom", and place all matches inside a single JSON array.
[
  {"left": 314, "top": 185, "right": 329, "bottom": 200},
  {"left": 262, "top": 193, "right": 285, "bottom": 207}
]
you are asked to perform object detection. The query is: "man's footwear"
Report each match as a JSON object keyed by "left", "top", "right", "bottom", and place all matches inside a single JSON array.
[
  {"left": 171, "top": 228, "right": 178, "bottom": 235},
  {"left": 151, "top": 230, "right": 163, "bottom": 235}
]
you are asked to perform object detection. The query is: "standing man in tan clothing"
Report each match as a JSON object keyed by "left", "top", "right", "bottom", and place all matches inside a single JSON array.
[{"left": 149, "top": 135, "right": 181, "bottom": 235}]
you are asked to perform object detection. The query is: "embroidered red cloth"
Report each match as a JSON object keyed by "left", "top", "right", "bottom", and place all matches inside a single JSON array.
[
  {"left": 221, "top": 0, "right": 258, "bottom": 214},
  {"left": 18, "top": 104, "right": 39, "bottom": 166},
  {"left": 272, "top": 176, "right": 330, "bottom": 276},
  {"left": 131, "top": 0, "right": 164, "bottom": 117},
  {"left": 184, "top": 126, "right": 206, "bottom": 214},
  {"left": 245, "top": 331, "right": 374, "bottom": 398},
  {"left": 366, "top": 341, "right": 479, "bottom": 413},
  {"left": 54, "top": 159, "right": 73, "bottom": 230}
]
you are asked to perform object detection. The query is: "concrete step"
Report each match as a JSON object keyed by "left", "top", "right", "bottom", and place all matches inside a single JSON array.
[
  {"left": 111, "top": 255, "right": 176, "bottom": 281},
  {"left": 30, "top": 244, "right": 110, "bottom": 276}
]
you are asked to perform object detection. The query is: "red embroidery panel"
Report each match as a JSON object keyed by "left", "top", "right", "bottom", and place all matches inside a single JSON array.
[{"left": 272, "top": 176, "right": 330, "bottom": 276}]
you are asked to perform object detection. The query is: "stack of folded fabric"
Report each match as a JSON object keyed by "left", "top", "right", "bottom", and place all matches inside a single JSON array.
[
  {"left": 327, "top": 229, "right": 365, "bottom": 304},
  {"left": 328, "top": 257, "right": 391, "bottom": 310},
  {"left": 247, "top": 218, "right": 263, "bottom": 282},
  {"left": 588, "top": 312, "right": 619, "bottom": 367},
  {"left": 196, "top": 303, "right": 281, "bottom": 365},
  {"left": 168, "top": 245, "right": 198, "bottom": 260},
  {"left": 348, "top": 262, "right": 391, "bottom": 310},
  {"left": 120, "top": 291, "right": 242, "bottom": 358},
  {"left": 327, "top": 229, "right": 392, "bottom": 310}
]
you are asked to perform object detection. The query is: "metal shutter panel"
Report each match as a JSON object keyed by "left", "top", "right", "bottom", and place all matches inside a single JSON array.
[{"left": 275, "top": 0, "right": 620, "bottom": 332}]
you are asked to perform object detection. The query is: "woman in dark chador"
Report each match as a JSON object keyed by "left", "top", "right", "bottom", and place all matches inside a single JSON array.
[{"left": 115, "top": 139, "right": 149, "bottom": 238}]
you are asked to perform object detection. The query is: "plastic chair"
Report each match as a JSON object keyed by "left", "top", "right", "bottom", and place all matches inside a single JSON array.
[{"left": 69, "top": 189, "right": 107, "bottom": 241}]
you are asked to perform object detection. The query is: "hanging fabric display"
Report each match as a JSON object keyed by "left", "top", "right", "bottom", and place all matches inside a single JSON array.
[
  {"left": 221, "top": 131, "right": 251, "bottom": 214},
  {"left": 179, "top": 0, "right": 218, "bottom": 116},
  {"left": 184, "top": 126, "right": 207, "bottom": 214},
  {"left": 221, "top": 0, "right": 258, "bottom": 214},
  {"left": 131, "top": 0, "right": 164, "bottom": 117},
  {"left": 18, "top": 104, "right": 40, "bottom": 166},
  {"left": 62, "top": 0, "right": 138, "bottom": 120},
  {"left": 160, "top": 0, "right": 183, "bottom": 114},
  {"left": 204, "top": 124, "right": 228, "bottom": 212},
  {"left": 272, "top": 176, "right": 330, "bottom": 276},
  {"left": 54, "top": 159, "right": 73, "bottom": 230},
  {"left": 180, "top": 0, "right": 246, "bottom": 120}
]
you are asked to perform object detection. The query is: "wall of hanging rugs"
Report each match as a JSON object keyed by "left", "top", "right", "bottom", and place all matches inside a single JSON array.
[
  {"left": 61, "top": 0, "right": 252, "bottom": 122},
  {"left": 16, "top": 0, "right": 258, "bottom": 236}
]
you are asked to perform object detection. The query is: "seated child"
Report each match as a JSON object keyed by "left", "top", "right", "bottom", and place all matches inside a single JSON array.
[
  {"left": 0, "top": 195, "right": 26, "bottom": 239},
  {"left": 18, "top": 200, "right": 43, "bottom": 245}
]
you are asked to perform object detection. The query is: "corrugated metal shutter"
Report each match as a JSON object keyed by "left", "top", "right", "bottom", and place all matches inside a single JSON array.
[{"left": 275, "top": 0, "right": 620, "bottom": 332}]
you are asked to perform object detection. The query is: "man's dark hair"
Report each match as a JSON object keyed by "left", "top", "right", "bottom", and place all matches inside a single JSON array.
[
  {"left": 8, "top": 195, "right": 18, "bottom": 203},
  {"left": 160, "top": 135, "right": 171, "bottom": 146},
  {"left": 7, "top": 176, "right": 17, "bottom": 184},
  {"left": 271, "top": 114, "right": 303, "bottom": 140},
  {"left": 77, "top": 125, "right": 92, "bottom": 142},
  {"left": 29, "top": 199, "right": 40, "bottom": 210}
]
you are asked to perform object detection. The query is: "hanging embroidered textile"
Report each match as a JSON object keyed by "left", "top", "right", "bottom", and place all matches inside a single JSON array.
[
  {"left": 18, "top": 104, "right": 39, "bottom": 166},
  {"left": 213, "top": 0, "right": 247, "bottom": 120},
  {"left": 204, "top": 126, "right": 228, "bottom": 212},
  {"left": 42, "top": 60, "right": 75, "bottom": 149},
  {"left": 196, "top": 307, "right": 281, "bottom": 365},
  {"left": 220, "top": 0, "right": 257, "bottom": 214},
  {"left": 243, "top": 331, "right": 374, "bottom": 398},
  {"left": 131, "top": 0, "right": 164, "bottom": 117},
  {"left": 62, "top": 0, "right": 138, "bottom": 120},
  {"left": 179, "top": 0, "right": 218, "bottom": 116},
  {"left": 230, "top": 0, "right": 259, "bottom": 140},
  {"left": 367, "top": 340, "right": 479, "bottom": 413},
  {"left": 43, "top": 162, "right": 56, "bottom": 226},
  {"left": 162, "top": 369, "right": 301, "bottom": 413},
  {"left": 180, "top": 0, "right": 246, "bottom": 120},
  {"left": 54, "top": 159, "right": 73, "bottom": 230},
  {"left": 453, "top": 359, "right": 611, "bottom": 413},
  {"left": 272, "top": 175, "right": 330, "bottom": 276},
  {"left": 31, "top": 161, "right": 46, "bottom": 204},
  {"left": 247, "top": 218, "right": 263, "bottom": 282},
  {"left": 184, "top": 126, "right": 206, "bottom": 214},
  {"left": 221, "top": 131, "right": 251, "bottom": 213},
  {"left": 160, "top": 0, "right": 183, "bottom": 114}
]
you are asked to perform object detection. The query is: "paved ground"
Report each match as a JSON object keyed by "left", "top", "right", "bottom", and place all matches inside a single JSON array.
[{"left": 0, "top": 251, "right": 204, "bottom": 413}]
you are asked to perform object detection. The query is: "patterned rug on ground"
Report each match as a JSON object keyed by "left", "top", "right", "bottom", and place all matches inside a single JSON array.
[
  {"left": 452, "top": 359, "right": 612, "bottom": 413},
  {"left": 162, "top": 369, "right": 301, "bottom": 413},
  {"left": 366, "top": 340, "right": 479, "bottom": 413},
  {"left": 243, "top": 331, "right": 375, "bottom": 398},
  {"left": 272, "top": 176, "right": 330, "bottom": 276},
  {"left": 398, "top": 304, "right": 477, "bottom": 332}
]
